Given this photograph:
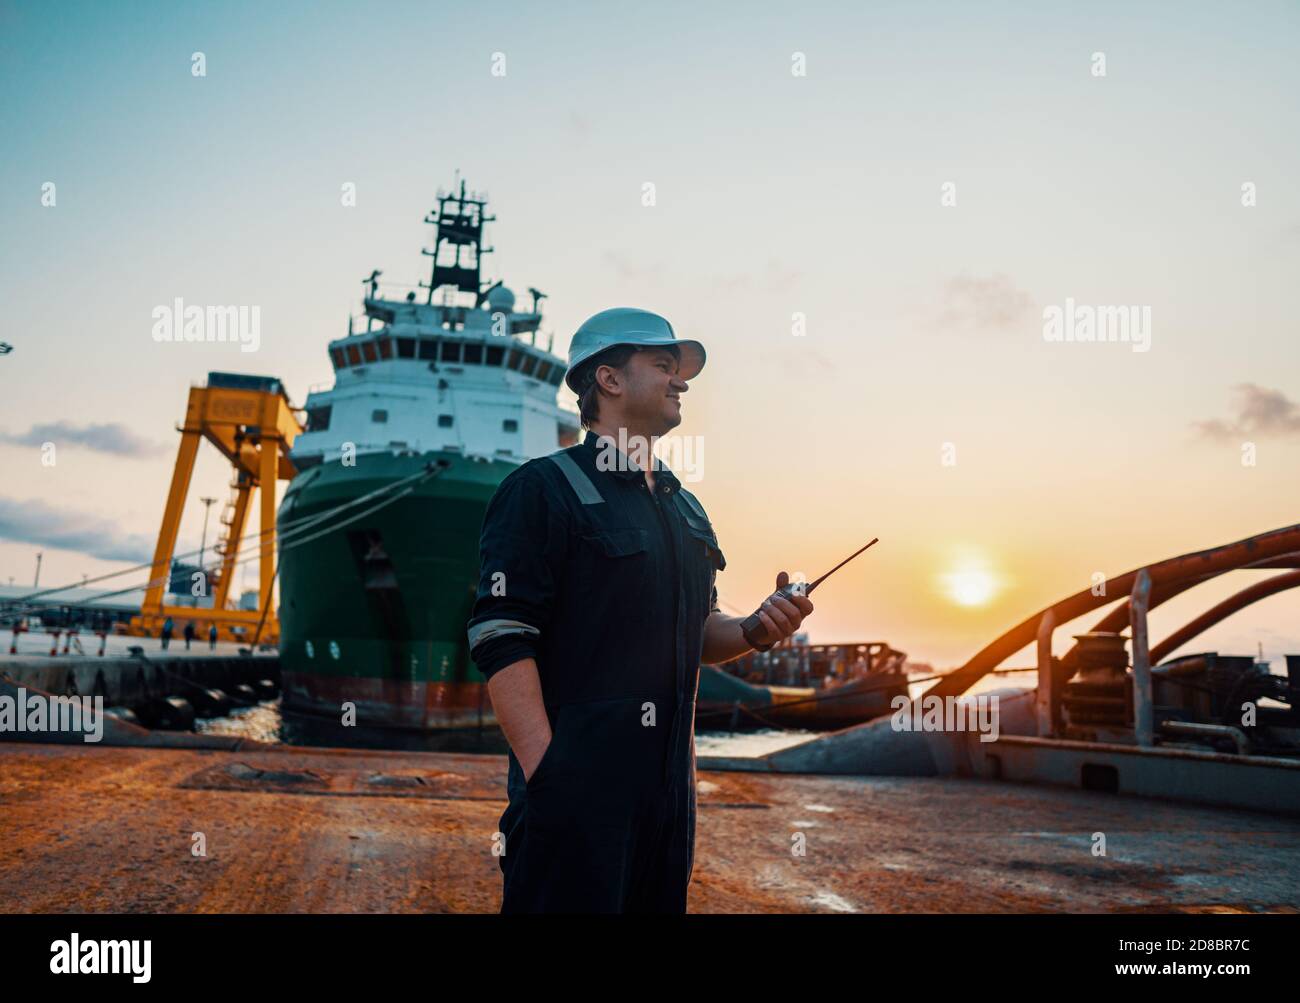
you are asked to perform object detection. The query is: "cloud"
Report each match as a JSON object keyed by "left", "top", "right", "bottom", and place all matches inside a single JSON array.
[
  {"left": 0, "top": 497, "right": 155, "bottom": 563},
  {"left": 1194, "top": 383, "right": 1300, "bottom": 441},
  {"left": 935, "top": 272, "right": 1033, "bottom": 330},
  {"left": 0, "top": 421, "right": 165, "bottom": 457}
]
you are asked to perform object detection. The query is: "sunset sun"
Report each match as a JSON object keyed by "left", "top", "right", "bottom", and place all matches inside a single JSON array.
[{"left": 941, "top": 564, "right": 999, "bottom": 607}]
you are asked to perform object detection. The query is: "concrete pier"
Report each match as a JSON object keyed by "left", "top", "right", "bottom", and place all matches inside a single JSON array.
[
  {"left": 1, "top": 653, "right": 278, "bottom": 713},
  {"left": 2, "top": 740, "right": 1297, "bottom": 913}
]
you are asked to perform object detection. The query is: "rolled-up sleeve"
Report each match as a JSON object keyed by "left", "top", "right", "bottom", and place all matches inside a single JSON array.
[{"left": 466, "top": 465, "right": 568, "bottom": 681}]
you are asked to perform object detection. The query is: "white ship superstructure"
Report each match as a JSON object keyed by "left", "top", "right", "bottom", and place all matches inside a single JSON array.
[{"left": 292, "top": 180, "right": 578, "bottom": 468}]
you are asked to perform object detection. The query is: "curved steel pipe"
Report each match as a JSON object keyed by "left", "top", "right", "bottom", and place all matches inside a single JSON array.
[
  {"left": 1059, "top": 550, "right": 1300, "bottom": 672},
  {"left": 1150, "top": 569, "right": 1300, "bottom": 665},
  {"left": 926, "top": 523, "right": 1300, "bottom": 699}
]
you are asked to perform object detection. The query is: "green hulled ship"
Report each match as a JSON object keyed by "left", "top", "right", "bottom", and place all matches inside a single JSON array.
[{"left": 278, "top": 179, "right": 578, "bottom": 739}]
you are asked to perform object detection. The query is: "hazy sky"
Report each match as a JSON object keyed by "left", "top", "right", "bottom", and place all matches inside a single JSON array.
[{"left": 2, "top": 0, "right": 1298, "bottom": 669}]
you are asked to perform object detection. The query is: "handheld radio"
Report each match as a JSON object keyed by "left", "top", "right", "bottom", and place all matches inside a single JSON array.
[{"left": 739, "top": 538, "right": 879, "bottom": 650}]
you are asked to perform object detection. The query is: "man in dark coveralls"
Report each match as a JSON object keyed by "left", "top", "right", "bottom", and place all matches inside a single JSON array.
[{"left": 466, "top": 306, "right": 814, "bottom": 913}]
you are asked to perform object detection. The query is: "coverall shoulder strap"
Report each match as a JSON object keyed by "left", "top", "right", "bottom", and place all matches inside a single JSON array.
[{"left": 546, "top": 447, "right": 604, "bottom": 505}]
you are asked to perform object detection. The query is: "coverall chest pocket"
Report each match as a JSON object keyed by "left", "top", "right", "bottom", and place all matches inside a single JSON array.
[
  {"left": 573, "top": 526, "right": 651, "bottom": 607},
  {"left": 684, "top": 522, "right": 725, "bottom": 572},
  {"left": 584, "top": 527, "right": 649, "bottom": 557},
  {"left": 676, "top": 504, "right": 725, "bottom": 625},
  {"left": 679, "top": 508, "right": 725, "bottom": 574}
]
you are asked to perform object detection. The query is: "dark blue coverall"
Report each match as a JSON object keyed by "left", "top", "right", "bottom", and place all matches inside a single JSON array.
[{"left": 466, "top": 429, "right": 725, "bottom": 913}]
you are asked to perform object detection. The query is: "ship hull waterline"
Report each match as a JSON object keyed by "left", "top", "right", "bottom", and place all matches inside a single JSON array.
[{"left": 277, "top": 450, "right": 515, "bottom": 737}]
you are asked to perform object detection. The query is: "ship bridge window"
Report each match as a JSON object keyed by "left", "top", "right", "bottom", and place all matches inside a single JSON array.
[
  {"left": 463, "top": 343, "right": 483, "bottom": 364},
  {"left": 441, "top": 341, "right": 462, "bottom": 362},
  {"left": 534, "top": 361, "right": 552, "bottom": 382},
  {"left": 521, "top": 354, "right": 538, "bottom": 377},
  {"left": 377, "top": 337, "right": 393, "bottom": 360},
  {"left": 331, "top": 348, "right": 347, "bottom": 369},
  {"left": 438, "top": 414, "right": 454, "bottom": 428},
  {"left": 396, "top": 337, "right": 416, "bottom": 359},
  {"left": 307, "top": 405, "right": 332, "bottom": 431},
  {"left": 502, "top": 419, "right": 518, "bottom": 433},
  {"left": 346, "top": 344, "right": 362, "bottom": 366},
  {"left": 372, "top": 409, "right": 388, "bottom": 423},
  {"left": 486, "top": 345, "right": 505, "bottom": 366},
  {"left": 507, "top": 348, "right": 523, "bottom": 371},
  {"left": 362, "top": 341, "right": 378, "bottom": 364},
  {"left": 549, "top": 367, "right": 564, "bottom": 387},
  {"left": 418, "top": 339, "right": 438, "bottom": 361}
]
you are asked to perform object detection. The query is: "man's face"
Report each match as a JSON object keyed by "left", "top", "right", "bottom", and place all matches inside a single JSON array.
[{"left": 618, "top": 348, "right": 687, "bottom": 434}]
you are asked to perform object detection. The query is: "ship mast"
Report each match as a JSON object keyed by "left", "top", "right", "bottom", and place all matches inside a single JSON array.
[{"left": 420, "top": 177, "right": 495, "bottom": 307}]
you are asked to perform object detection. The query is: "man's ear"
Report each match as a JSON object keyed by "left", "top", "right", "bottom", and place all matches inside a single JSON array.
[{"left": 595, "top": 363, "right": 621, "bottom": 396}]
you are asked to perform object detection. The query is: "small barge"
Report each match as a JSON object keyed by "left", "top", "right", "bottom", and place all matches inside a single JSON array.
[{"left": 699, "top": 641, "right": 912, "bottom": 730}]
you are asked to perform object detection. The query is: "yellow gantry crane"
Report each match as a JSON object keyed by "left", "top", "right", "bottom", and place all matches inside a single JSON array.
[{"left": 130, "top": 373, "right": 302, "bottom": 644}]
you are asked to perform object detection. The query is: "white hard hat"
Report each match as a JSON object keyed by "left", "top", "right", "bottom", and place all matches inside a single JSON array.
[{"left": 564, "top": 307, "right": 706, "bottom": 393}]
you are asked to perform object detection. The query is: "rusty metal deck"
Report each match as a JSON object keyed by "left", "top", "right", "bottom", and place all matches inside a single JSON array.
[{"left": 2, "top": 741, "right": 1296, "bottom": 913}]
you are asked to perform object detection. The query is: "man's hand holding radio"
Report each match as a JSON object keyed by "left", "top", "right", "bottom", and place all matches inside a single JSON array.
[{"left": 745, "top": 571, "right": 815, "bottom": 651}]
